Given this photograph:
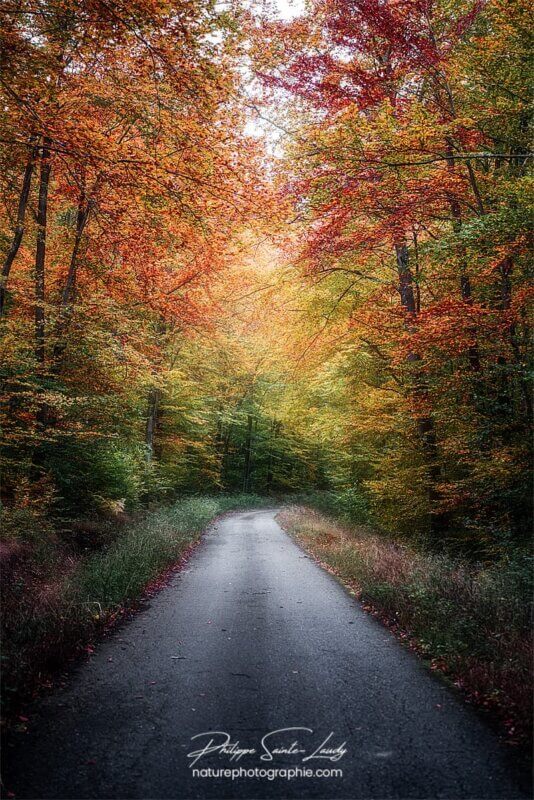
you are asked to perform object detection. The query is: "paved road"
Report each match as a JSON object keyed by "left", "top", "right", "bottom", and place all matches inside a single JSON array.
[{"left": 3, "top": 510, "right": 530, "bottom": 800}]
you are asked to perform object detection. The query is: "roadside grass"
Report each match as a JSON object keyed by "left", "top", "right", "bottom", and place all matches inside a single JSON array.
[
  {"left": 75, "top": 495, "right": 263, "bottom": 607},
  {"left": 278, "top": 506, "right": 533, "bottom": 744},
  {"left": 0, "top": 493, "right": 266, "bottom": 721}
]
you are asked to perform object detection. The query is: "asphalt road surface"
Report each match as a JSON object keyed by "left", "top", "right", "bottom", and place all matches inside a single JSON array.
[{"left": 3, "top": 510, "right": 530, "bottom": 800}]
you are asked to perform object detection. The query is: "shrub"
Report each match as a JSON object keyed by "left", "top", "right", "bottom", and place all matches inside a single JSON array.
[
  {"left": 41, "top": 439, "right": 145, "bottom": 515},
  {"left": 290, "top": 489, "right": 370, "bottom": 524}
]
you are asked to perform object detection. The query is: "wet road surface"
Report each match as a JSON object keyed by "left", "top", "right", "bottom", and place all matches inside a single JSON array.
[{"left": 3, "top": 510, "right": 530, "bottom": 799}]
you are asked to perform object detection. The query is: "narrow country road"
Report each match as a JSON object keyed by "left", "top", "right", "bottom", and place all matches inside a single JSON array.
[{"left": 3, "top": 510, "right": 529, "bottom": 800}]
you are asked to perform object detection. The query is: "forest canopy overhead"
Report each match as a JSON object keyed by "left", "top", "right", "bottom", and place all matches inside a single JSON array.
[{"left": 0, "top": 0, "right": 532, "bottom": 554}]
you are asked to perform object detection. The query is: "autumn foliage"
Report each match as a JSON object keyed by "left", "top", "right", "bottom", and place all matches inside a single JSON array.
[
  {"left": 0, "top": 0, "right": 268, "bottom": 513},
  {"left": 255, "top": 0, "right": 532, "bottom": 548},
  {"left": 0, "top": 0, "right": 532, "bottom": 730}
]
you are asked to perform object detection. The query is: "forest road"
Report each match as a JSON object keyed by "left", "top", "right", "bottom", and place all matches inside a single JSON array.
[{"left": 3, "top": 509, "right": 530, "bottom": 800}]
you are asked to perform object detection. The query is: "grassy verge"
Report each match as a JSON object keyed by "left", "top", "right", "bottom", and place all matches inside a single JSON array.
[
  {"left": 1, "top": 493, "right": 266, "bottom": 721},
  {"left": 75, "top": 494, "right": 266, "bottom": 608},
  {"left": 278, "top": 506, "right": 532, "bottom": 745}
]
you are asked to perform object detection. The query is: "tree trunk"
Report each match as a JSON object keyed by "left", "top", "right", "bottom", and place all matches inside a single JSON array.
[
  {"left": 61, "top": 198, "right": 89, "bottom": 308},
  {"left": 0, "top": 136, "right": 40, "bottom": 317},
  {"left": 214, "top": 408, "right": 226, "bottom": 484},
  {"left": 395, "top": 242, "right": 417, "bottom": 315},
  {"left": 242, "top": 412, "right": 254, "bottom": 493},
  {"left": 395, "top": 242, "right": 446, "bottom": 535},
  {"left": 266, "top": 419, "right": 281, "bottom": 492},
  {"left": 145, "top": 387, "right": 161, "bottom": 462},
  {"left": 52, "top": 195, "right": 90, "bottom": 368},
  {"left": 34, "top": 138, "right": 52, "bottom": 365},
  {"left": 445, "top": 142, "right": 481, "bottom": 372},
  {"left": 498, "top": 257, "right": 533, "bottom": 422}
]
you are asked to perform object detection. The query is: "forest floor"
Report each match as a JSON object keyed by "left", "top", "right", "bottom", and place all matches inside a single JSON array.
[{"left": 2, "top": 509, "right": 530, "bottom": 800}]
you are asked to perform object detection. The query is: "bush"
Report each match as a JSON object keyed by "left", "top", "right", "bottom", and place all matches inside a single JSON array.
[
  {"left": 41, "top": 439, "right": 145, "bottom": 515},
  {"left": 215, "top": 492, "right": 270, "bottom": 514},
  {"left": 290, "top": 489, "right": 370, "bottom": 524}
]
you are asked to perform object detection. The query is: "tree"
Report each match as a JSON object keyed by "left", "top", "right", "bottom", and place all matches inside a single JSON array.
[{"left": 255, "top": 0, "right": 532, "bottom": 546}]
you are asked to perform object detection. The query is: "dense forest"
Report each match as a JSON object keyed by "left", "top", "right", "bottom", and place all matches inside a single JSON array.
[{"left": 0, "top": 0, "right": 532, "bottom": 732}]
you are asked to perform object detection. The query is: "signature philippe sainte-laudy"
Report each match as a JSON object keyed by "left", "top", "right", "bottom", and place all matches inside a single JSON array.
[{"left": 187, "top": 728, "right": 348, "bottom": 767}]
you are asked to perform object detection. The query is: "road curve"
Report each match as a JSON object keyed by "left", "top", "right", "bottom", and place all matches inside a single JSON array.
[{"left": 3, "top": 510, "right": 529, "bottom": 800}]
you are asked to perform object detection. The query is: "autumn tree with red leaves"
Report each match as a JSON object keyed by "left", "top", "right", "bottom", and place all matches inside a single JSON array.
[
  {"left": 0, "top": 0, "right": 531, "bottom": 547},
  {"left": 0, "top": 0, "right": 267, "bottom": 510},
  {"left": 255, "top": 0, "right": 532, "bottom": 544}
]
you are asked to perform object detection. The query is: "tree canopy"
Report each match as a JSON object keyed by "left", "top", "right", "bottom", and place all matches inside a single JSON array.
[{"left": 1, "top": 0, "right": 531, "bottom": 555}]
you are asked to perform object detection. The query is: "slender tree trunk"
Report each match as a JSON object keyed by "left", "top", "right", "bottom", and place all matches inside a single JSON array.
[
  {"left": 499, "top": 257, "right": 513, "bottom": 311},
  {"left": 61, "top": 198, "right": 89, "bottom": 308},
  {"left": 437, "top": 80, "right": 485, "bottom": 216},
  {"left": 242, "top": 412, "right": 254, "bottom": 493},
  {"left": 145, "top": 319, "right": 168, "bottom": 462},
  {"left": 266, "top": 420, "right": 275, "bottom": 492},
  {"left": 52, "top": 195, "right": 90, "bottom": 368},
  {"left": 34, "top": 138, "right": 52, "bottom": 365},
  {"left": 412, "top": 229, "right": 421, "bottom": 313},
  {"left": 0, "top": 136, "right": 40, "bottom": 317},
  {"left": 395, "top": 242, "right": 446, "bottom": 535},
  {"left": 145, "top": 387, "right": 161, "bottom": 462},
  {"left": 266, "top": 419, "right": 280, "bottom": 492},
  {"left": 498, "top": 257, "right": 533, "bottom": 422},
  {"left": 451, "top": 210, "right": 481, "bottom": 372},
  {"left": 395, "top": 242, "right": 417, "bottom": 315},
  {"left": 221, "top": 424, "right": 234, "bottom": 487},
  {"left": 465, "top": 159, "right": 485, "bottom": 215},
  {"left": 445, "top": 141, "right": 481, "bottom": 372},
  {"left": 214, "top": 408, "right": 226, "bottom": 484}
]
